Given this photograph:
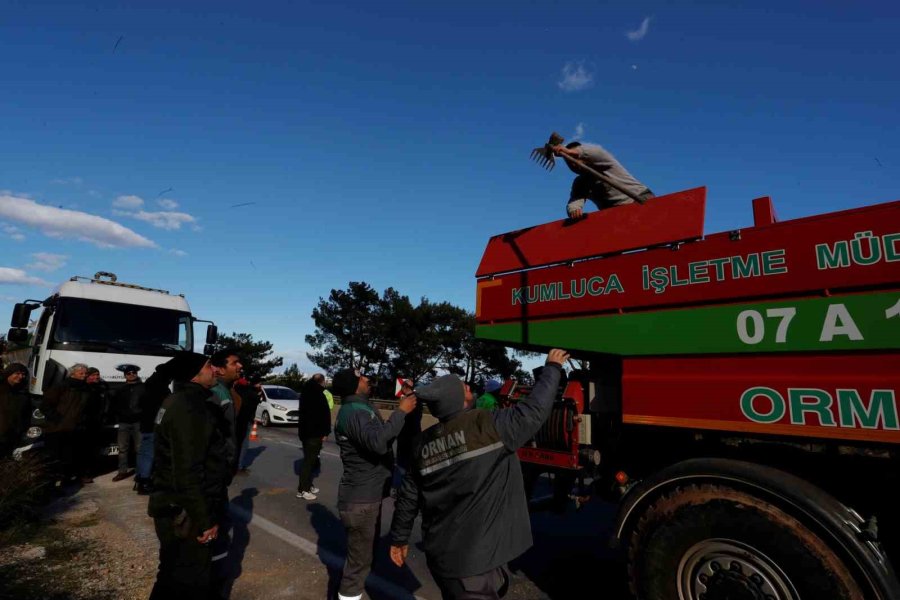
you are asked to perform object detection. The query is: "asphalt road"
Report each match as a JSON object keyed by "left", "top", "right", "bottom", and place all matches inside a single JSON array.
[{"left": 224, "top": 422, "right": 629, "bottom": 600}]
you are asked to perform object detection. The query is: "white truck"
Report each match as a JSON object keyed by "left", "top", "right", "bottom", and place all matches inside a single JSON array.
[{"left": 5, "top": 271, "right": 217, "bottom": 456}]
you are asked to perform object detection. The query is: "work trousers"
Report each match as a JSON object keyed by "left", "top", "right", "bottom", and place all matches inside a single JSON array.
[
  {"left": 433, "top": 565, "right": 510, "bottom": 600},
  {"left": 338, "top": 501, "right": 383, "bottom": 599},
  {"left": 149, "top": 516, "right": 212, "bottom": 599},
  {"left": 116, "top": 422, "right": 141, "bottom": 474},
  {"left": 137, "top": 432, "right": 154, "bottom": 479},
  {"left": 568, "top": 174, "right": 653, "bottom": 212},
  {"left": 236, "top": 428, "right": 251, "bottom": 470},
  {"left": 298, "top": 436, "right": 323, "bottom": 492}
]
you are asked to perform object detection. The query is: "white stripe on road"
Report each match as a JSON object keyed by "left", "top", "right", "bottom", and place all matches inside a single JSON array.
[
  {"left": 261, "top": 437, "right": 340, "bottom": 457},
  {"left": 229, "top": 504, "right": 429, "bottom": 600}
]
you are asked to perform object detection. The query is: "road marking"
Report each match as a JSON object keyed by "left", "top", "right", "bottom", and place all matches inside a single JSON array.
[
  {"left": 229, "top": 504, "right": 429, "bottom": 600},
  {"left": 259, "top": 438, "right": 340, "bottom": 457}
]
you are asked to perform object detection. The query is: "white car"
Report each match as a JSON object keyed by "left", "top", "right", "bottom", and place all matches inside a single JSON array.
[{"left": 255, "top": 385, "right": 300, "bottom": 427}]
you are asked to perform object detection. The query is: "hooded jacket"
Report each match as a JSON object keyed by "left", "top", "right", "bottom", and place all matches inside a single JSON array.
[
  {"left": 298, "top": 379, "right": 332, "bottom": 439},
  {"left": 389, "top": 363, "right": 562, "bottom": 578},
  {"left": 334, "top": 393, "right": 405, "bottom": 508},
  {"left": 0, "top": 365, "right": 29, "bottom": 453}
]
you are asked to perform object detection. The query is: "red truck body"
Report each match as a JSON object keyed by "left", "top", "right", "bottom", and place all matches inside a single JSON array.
[{"left": 475, "top": 188, "right": 900, "bottom": 599}]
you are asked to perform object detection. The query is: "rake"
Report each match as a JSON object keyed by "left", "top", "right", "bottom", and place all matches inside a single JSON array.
[{"left": 530, "top": 131, "right": 647, "bottom": 205}]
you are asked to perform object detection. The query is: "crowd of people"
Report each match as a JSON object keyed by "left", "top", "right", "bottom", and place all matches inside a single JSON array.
[{"left": 0, "top": 345, "right": 570, "bottom": 600}]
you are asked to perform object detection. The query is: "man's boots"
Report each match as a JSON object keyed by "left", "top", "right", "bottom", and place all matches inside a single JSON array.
[{"left": 134, "top": 477, "right": 152, "bottom": 495}]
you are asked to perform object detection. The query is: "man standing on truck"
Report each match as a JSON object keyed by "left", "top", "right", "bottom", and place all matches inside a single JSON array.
[
  {"left": 389, "top": 349, "right": 570, "bottom": 600},
  {"left": 111, "top": 365, "right": 143, "bottom": 482},
  {"left": 148, "top": 352, "right": 229, "bottom": 599},
  {"left": 551, "top": 137, "right": 654, "bottom": 218},
  {"left": 332, "top": 368, "right": 417, "bottom": 600}
]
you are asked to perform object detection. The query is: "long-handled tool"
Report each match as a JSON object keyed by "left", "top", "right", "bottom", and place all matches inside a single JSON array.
[{"left": 530, "top": 131, "right": 647, "bottom": 205}]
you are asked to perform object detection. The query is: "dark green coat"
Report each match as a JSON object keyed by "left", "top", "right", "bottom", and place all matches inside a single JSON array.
[{"left": 148, "top": 382, "right": 230, "bottom": 534}]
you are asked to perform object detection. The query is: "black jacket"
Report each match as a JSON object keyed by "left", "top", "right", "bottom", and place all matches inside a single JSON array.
[
  {"left": 139, "top": 369, "right": 173, "bottom": 434},
  {"left": 148, "top": 382, "right": 230, "bottom": 534},
  {"left": 389, "top": 364, "right": 562, "bottom": 578},
  {"left": 0, "top": 381, "right": 30, "bottom": 454},
  {"left": 298, "top": 380, "right": 331, "bottom": 439},
  {"left": 334, "top": 394, "right": 405, "bottom": 508},
  {"left": 112, "top": 380, "right": 144, "bottom": 424}
]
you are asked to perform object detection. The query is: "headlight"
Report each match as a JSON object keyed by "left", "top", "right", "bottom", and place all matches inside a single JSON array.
[
  {"left": 271, "top": 403, "right": 286, "bottom": 411},
  {"left": 26, "top": 427, "right": 42, "bottom": 439}
]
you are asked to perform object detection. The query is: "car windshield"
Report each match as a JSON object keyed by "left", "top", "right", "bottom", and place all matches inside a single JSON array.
[
  {"left": 51, "top": 297, "right": 191, "bottom": 356},
  {"left": 265, "top": 387, "right": 298, "bottom": 400}
]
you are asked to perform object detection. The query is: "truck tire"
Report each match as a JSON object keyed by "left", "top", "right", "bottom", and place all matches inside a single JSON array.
[{"left": 627, "top": 483, "right": 865, "bottom": 600}]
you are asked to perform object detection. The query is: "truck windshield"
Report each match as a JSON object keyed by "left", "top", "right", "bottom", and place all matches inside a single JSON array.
[{"left": 50, "top": 297, "right": 191, "bottom": 356}]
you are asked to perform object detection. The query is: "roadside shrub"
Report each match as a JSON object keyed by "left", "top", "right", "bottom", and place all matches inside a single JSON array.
[{"left": 0, "top": 453, "right": 51, "bottom": 537}]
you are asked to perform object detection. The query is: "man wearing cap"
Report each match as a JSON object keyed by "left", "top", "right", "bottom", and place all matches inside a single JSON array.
[
  {"left": 475, "top": 379, "right": 503, "bottom": 411},
  {"left": 550, "top": 134, "right": 653, "bottom": 219},
  {"left": 332, "top": 368, "right": 417, "bottom": 600},
  {"left": 389, "top": 349, "right": 570, "bottom": 600},
  {"left": 148, "top": 352, "right": 230, "bottom": 599},
  {"left": 111, "top": 365, "right": 144, "bottom": 482}
]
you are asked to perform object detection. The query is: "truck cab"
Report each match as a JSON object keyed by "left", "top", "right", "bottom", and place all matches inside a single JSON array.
[{"left": 5, "top": 271, "right": 217, "bottom": 456}]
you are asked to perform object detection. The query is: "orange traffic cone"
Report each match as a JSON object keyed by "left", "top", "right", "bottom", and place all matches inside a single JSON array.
[{"left": 249, "top": 420, "right": 260, "bottom": 442}]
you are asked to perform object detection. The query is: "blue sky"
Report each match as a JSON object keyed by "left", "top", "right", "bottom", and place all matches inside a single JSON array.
[{"left": 2, "top": 0, "right": 898, "bottom": 373}]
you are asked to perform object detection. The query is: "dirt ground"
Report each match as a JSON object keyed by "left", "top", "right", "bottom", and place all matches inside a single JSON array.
[{"left": 0, "top": 473, "right": 156, "bottom": 600}]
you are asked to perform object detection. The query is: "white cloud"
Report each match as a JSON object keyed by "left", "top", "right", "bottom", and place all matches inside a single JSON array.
[
  {"left": 572, "top": 123, "right": 585, "bottom": 141},
  {"left": 2, "top": 224, "right": 26, "bottom": 242},
  {"left": 626, "top": 16, "right": 652, "bottom": 42},
  {"left": 112, "top": 195, "right": 145, "bottom": 209},
  {"left": 0, "top": 194, "right": 157, "bottom": 249},
  {"left": 114, "top": 209, "right": 197, "bottom": 231},
  {"left": 558, "top": 62, "right": 593, "bottom": 92},
  {"left": 157, "top": 198, "right": 179, "bottom": 210},
  {"left": 169, "top": 248, "right": 188, "bottom": 257},
  {"left": 27, "top": 252, "right": 68, "bottom": 272},
  {"left": 0, "top": 267, "right": 49, "bottom": 286}
]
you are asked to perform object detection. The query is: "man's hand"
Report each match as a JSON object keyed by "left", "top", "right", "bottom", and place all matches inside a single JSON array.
[
  {"left": 390, "top": 544, "right": 409, "bottom": 567},
  {"left": 197, "top": 524, "right": 219, "bottom": 544},
  {"left": 546, "top": 349, "right": 570, "bottom": 367},
  {"left": 567, "top": 206, "right": 584, "bottom": 219},
  {"left": 398, "top": 393, "right": 417, "bottom": 415}
]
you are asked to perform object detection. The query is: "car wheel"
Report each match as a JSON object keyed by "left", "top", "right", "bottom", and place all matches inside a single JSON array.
[
  {"left": 261, "top": 411, "right": 271, "bottom": 427},
  {"left": 628, "top": 483, "right": 866, "bottom": 600}
]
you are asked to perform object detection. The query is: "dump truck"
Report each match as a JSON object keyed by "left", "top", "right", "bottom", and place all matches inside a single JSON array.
[
  {"left": 4, "top": 271, "right": 217, "bottom": 457},
  {"left": 475, "top": 187, "right": 900, "bottom": 600}
]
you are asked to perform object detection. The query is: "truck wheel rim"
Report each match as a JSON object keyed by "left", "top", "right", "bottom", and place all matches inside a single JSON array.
[{"left": 677, "top": 538, "right": 799, "bottom": 600}]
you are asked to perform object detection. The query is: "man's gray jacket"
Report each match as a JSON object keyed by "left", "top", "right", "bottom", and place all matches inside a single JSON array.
[{"left": 389, "top": 364, "right": 562, "bottom": 578}]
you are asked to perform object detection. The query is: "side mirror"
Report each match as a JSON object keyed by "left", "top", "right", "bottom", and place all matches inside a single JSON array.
[
  {"left": 11, "top": 303, "right": 36, "bottom": 328},
  {"left": 204, "top": 344, "right": 216, "bottom": 355},
  {"left": 7, "top": 328, "right": 29, "bottom": 344},
  {"left": 205, "top": 324, "right": 218, "bottom": 345}
]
